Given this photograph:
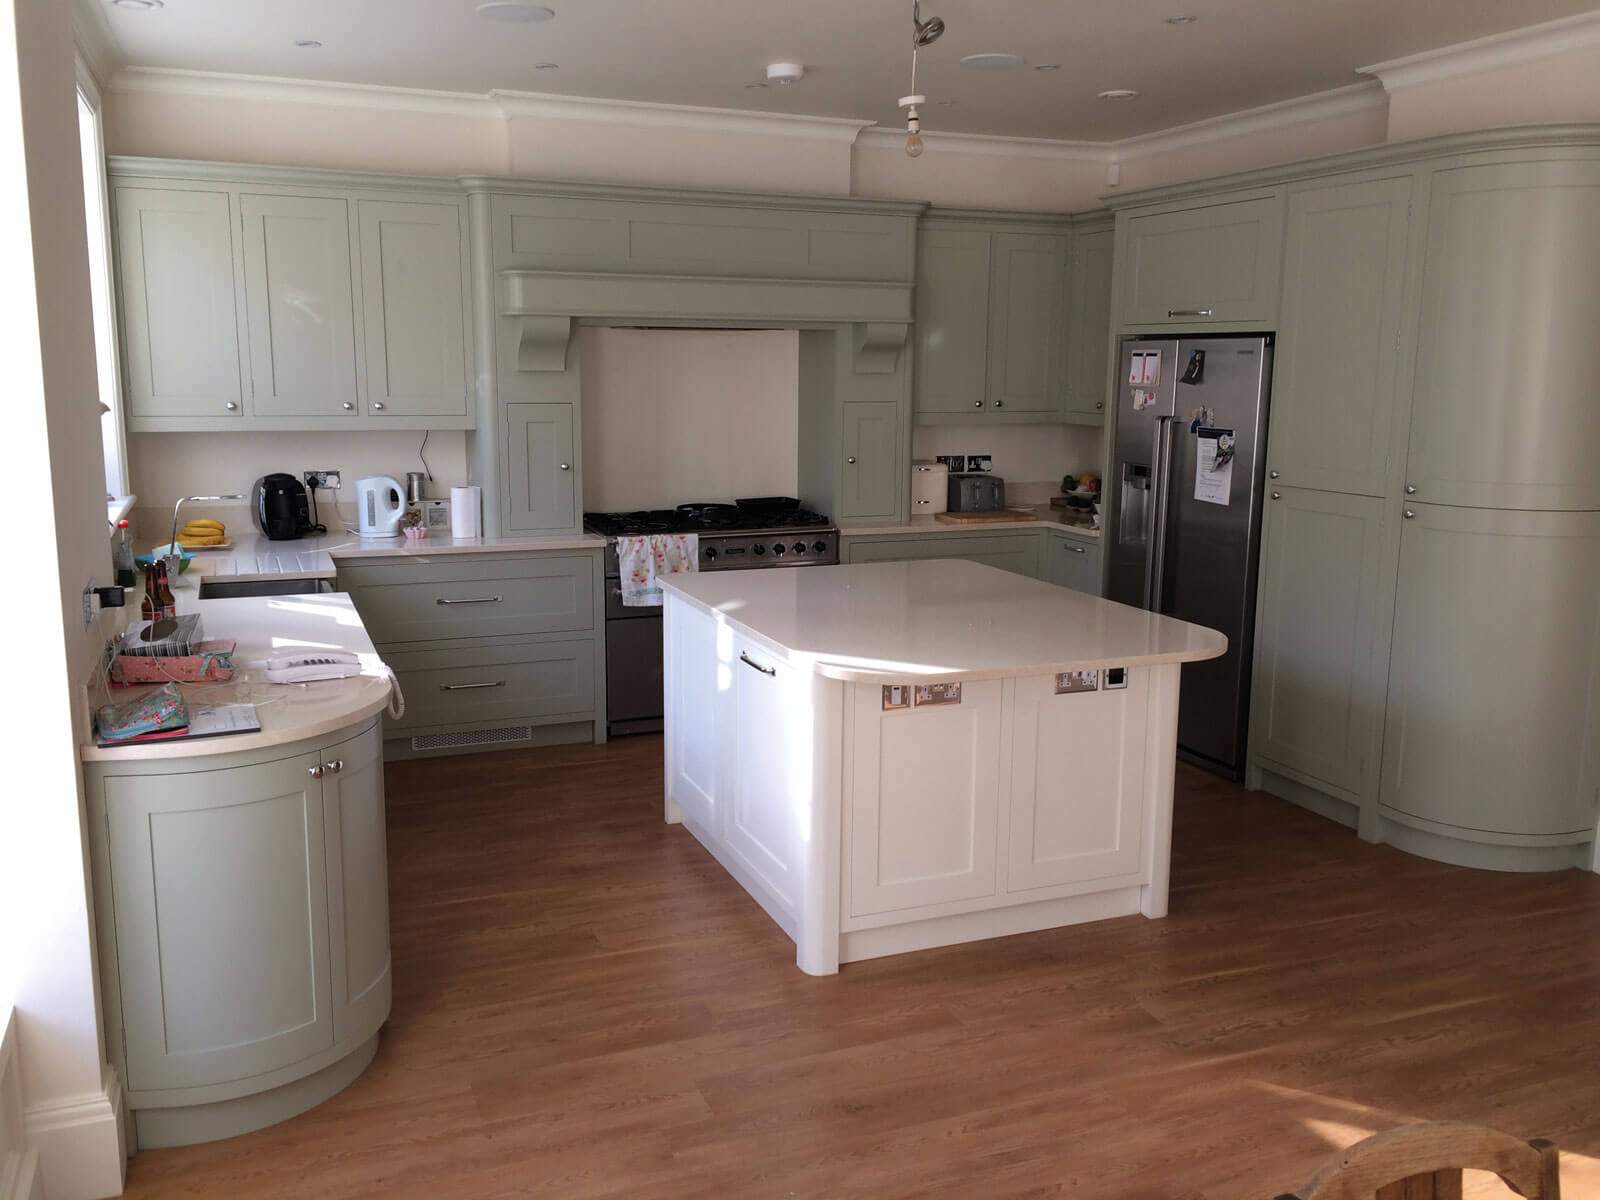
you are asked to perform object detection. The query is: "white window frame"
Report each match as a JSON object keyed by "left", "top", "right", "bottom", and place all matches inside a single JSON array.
[{"left": 75, "top": 58, "right": 130, "bottom": 511}]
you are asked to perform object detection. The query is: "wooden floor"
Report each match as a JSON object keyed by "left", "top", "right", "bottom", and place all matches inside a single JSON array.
[{"left": 121, "top": 736, "right": 1600, "bottom": 1199}]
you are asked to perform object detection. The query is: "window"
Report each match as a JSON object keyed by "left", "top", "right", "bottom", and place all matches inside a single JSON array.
[{"left": 75, "top": 68, "right": 128, "bottom": 506}]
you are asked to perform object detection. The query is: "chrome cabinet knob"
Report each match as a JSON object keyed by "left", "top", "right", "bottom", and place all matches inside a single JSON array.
[
  {"left": 1095, "top": 400, "right": 1104, "bottom": 410},
  {"left": 1405, "top": 484, "right": 1417, "bottom": 495},
  {"left": 308, "top": 765, "right": 324, "bottom": 780},
  {"left": 1404, "top": 509, "right": 1416, "bottom": 519},
  {"left": 994, "top": 400, "right": 1004, "bottom": 409},
  {"left": 225, "top": 401, "right": 239, "bottom": 411},
  {"left": 342, "top": 402, "right": 354, "bottom": 411},
  {"left": 1269, "top": 470, "right": 1280, "bottom": 479},
  {"left": 324, "top": 759, "right": 343, "bottom": 774},
  {"left": 372, "top": 401, "right": 386, "bottom": 411},
  {"left": 558, "top": 462, "right": 570, "bottom": 471},
  {"left": 1270, "top": 491, "right": 1282, "bottom": 500},
  {"left": 846, "top": 457, "right": 857, "bottom": 465},
  {"left": 973, "top": 400, "right": 983, "bottom": 408}
]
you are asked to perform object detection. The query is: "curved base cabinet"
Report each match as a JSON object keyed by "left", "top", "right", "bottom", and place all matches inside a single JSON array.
[
  {"left": 1378, "top": 810, "right": 1592, "bottom": 875},
  {"left": 87, "top": 718, "right": 392, "bottom": 1150}
]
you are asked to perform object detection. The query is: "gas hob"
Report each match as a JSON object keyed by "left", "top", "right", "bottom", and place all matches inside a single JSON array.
[{"left": 585, "top": 502, "right": 840, "bottom": 572}]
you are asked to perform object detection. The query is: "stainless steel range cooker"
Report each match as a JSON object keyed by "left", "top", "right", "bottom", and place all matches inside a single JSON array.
[{"left": 585, "top": 500, "right": 839, "bottom": 736}]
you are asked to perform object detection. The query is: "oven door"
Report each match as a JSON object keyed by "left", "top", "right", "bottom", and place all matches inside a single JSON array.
[{"left": 604, "top": 580, "right": 664, "bottom": 734}]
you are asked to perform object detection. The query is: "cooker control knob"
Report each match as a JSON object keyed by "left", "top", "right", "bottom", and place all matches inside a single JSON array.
[
  {"left": 752, "top": 543, "right": 766, "bottom": 555},
  {"left": 772, "top": 542, "right": 785, "bottom": 555},
  {"left": 813, "top": 540, "right": 827, "bottom": 554},
  {"left": 793, "top": 542, "right": 807, "bottom": 555},
  {"left": 704, "top": 547, "right": 718, "bottom": 562}
]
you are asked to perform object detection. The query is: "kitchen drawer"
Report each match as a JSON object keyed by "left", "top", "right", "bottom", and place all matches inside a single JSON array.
[
  {"left": 383, "top": 639, "right": 596, "bottom": 732},
  {"left": 846, "top": 533, "right": 1041, "bottom": 579},
  {"left": 339, "top": 554, "right": 595, "bottom": 644}
]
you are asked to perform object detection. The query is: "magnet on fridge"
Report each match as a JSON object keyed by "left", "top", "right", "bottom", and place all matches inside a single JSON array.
[
  {"left": 1188, "top": 405, "right": 1216, "bottom": 433},
  {"left": 1132, "top": 388, "right": 1155, "bottom": 411}
]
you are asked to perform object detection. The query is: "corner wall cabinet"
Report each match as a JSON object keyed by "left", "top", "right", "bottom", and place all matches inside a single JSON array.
[
  {"left": 87, "top": 719, "right": 390, "bottom": 1149},
  {"left": 1064, "top": 218, "right": 1115, "bottom": 423},
  {"left": 109, "top": 160, "right": 474, "bottom": 432},
  {"left": 1105, "top": 126, "right": 1600, "bottom": 870}
]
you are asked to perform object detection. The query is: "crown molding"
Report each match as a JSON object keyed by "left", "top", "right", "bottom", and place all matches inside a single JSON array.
[
  {"left": 856, "top": 126, "right": 1114, "bottom": 162},
  {"left": 491, "top": 90, "right": 874, "bottom": 143},
  {"left": 1114, "top": 81, "right": 1388, "bottom": 161},
  {"left": 1360, "top": 10, "right": 1600, "bottom": 91},
  {"left": 106, "top": 67, "right": 498, "bottom": 119},
  {"left": 70, "top": 0, "right": 120, "bottom": 86}
]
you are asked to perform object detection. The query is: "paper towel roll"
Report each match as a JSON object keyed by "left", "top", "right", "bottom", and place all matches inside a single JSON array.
[{"left": 450, "top": 485, "right": 482, "bottom": 539}]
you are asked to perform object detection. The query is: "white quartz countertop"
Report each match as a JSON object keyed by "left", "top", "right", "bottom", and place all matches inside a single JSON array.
[
  {"left": 843, "top": 504, "right": 1101, "bottom": 538},
  {"left": 661, "top": 559, "right": 1225, "bottom": 683},
  {"left": 82, "top": 592, "right": 396, "bottom": 763},
  {"left": 172, "top": 528, "right": 605, "bottom": 582}
]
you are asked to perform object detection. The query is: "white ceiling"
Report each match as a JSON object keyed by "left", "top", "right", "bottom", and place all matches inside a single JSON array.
[{"left": 83, "top": 0, "right": 1600, "bottom": 141}]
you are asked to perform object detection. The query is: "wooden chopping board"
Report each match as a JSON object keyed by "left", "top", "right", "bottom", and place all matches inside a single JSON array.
[{"left": 934, "top": 509, "right": 1040, "bottom": 525}]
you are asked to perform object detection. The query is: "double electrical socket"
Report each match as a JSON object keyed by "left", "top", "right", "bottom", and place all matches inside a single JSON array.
[
  {"left": 935, "top": 454, "right": 993, "bottom": 473},
  {"left": 303, "top": 470, "right": 342, "bottom": 490}
]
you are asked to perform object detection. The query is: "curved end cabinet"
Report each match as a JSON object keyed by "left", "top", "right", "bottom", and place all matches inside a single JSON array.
[{"left": 87, "top": 718, "right": 391, "bottom": 1148}]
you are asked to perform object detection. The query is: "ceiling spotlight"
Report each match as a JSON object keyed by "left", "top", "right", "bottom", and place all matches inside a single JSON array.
[
  {"left": 933, "top": 98, "right": 959, "bottom": 106},
  {"left": 475, "top": 2, "right": 555, "bottom": 22},
  {"left": 1164, "top": 14, "right": 1198, "bottom": 24},
  {"left": 1098, "top": 88, "right": 1139, "bottom": 100},
  {"left": 1035, "top": 63, "right": 1061, "bottom": 71},
  {"left": 961, "top": 53, "right": 1026, "bottom": 70},
  {"left": 766, "top": 62, "right": 805, "bottom": 85},
  {"left": 110, "top": 0, "right": 164, "bottom": 9},
  {"left": 293, "top": 39, "right": 322, "bottom": 48}
]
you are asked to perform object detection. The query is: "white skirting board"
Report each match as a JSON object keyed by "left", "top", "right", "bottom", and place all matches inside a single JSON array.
[
  {"left": 0, "top": 1012, "right": 43, "bottom": 1200},
  {"left": 21, "top": 1062, "right": 126, "bottom": 1200}
]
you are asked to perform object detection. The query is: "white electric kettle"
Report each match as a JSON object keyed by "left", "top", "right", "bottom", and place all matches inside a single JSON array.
[{"left": 354, "top": 475, "right": 406, "bottom": 537}]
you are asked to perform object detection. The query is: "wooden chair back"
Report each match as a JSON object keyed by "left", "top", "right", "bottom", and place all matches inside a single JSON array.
[{"left": 1275, "top": 1122, "right": 1560, "bottom": 1200}]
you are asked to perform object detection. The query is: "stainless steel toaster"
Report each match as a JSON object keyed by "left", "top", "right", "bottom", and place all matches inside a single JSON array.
[{"left": 947, "top": 472, "right": 1005, "bottom": 513}]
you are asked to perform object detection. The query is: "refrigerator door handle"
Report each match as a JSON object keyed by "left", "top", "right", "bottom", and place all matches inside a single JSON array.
[{"left": 1144, "top": 415, "right": 1177, "bottom": 613}]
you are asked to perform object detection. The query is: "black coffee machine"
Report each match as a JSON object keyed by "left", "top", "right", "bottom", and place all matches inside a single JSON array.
[{"left": 252, "top": 473, "right": 320, "bottom": 540}]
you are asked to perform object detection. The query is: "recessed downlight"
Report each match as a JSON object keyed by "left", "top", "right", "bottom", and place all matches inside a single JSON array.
[
  {"left": 1098, "top": 88, "right": 1139, "bottom": 100},
  {"left": 534, "top": 61, "right": 559, "bottom": 70},
  {"left": 1164, "top": 14, "right": 1198, "bottom": 24},
  {"left": 475, "top": 1, "right": 555, "bottom": 22},
  {"left": 744, "top": 82, "right": 768, "bottom": 90},
  {"left": 960, "top": 52, "right": 1025, "bottom": 70},
  {"left": 1035, "top": 63, "right": 1061, "bottom": 71},
  {"left": 293, "top": 39, "right": 322, "bottom": 48},
  {"left": 110, "top": 0, "right": 164, "bottom": 9}
]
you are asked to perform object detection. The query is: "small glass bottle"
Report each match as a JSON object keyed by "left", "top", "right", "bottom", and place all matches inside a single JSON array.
[
  {"left": 113, "top": 519, "right": 137, "bottom": 588},
  {"left": 141, "top": 562, "right": 160, "bottom": 624}
]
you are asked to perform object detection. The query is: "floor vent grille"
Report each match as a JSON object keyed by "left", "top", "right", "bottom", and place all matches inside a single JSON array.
[{"left": 411, "top": 725, "right": 533, "bottom": 751}]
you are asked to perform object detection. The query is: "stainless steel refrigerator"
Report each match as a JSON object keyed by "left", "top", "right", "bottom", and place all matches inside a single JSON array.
[{"left": 1107, "top": 334, "right": 1273, "bottom": 779}]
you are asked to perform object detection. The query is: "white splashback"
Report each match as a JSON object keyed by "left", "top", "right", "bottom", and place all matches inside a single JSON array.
[
  {"left": 579, "top": 327, "right": 799, "bottom": 511},
  {"left": 912, "top": 423, "right": 1104, "bottom": 489}
]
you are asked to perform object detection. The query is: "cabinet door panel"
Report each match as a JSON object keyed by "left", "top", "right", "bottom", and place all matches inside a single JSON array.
[
  {"left": 725, "top": 635, "right": 803, "bottom": 910},
  {"left": 1250, "top": 488, "right": 1388, "bottom": 794},
  {"left": 1008, "top": 673, "right": 1147, "bottom": 891},
  {"left": 1380, "top": 506, "right": 1600, "bottom": 836},
  {"left": 849, "top": 679, "right": 1002, "bottom": 916},
  {"left": 113, "top": 187, "right": 245, "bottom": 419},
  {"left": 357, "top": 200, "right": 469, "bottom": 419},
  {"left": 105, "top": 753, "right": 334, "bottom": 1091},
  {"left": 1066, "top": 227, "right": 1114, "bottom": 419},
  {"left": 987, "top": 232, "right": 1069, "bottom": 417},
  {"left": 666, "top": 600, "right": 723, "bottom": 833},
  {"left": 321, "top": 725, "right": 391, "bottom": 1042},
  {"left": 241, "top": 194, "right": 359, "bottom": 417},
  {"left": 505, "top": 402, "right": 576, "bottom": 531},
  {"left": 914, "top": 230, "right": 991, "bottom": 416},
  {"left": 1408, "top": 160, "right": 1600, "bottom": 509},
  {"left": 1121, "top": 194, "right": 1283, "bottom": 326},
  {"left": 1272, "top": 174, "right": 1415, "bottom": 496},
  {"left": 839, "top": 401, "right": 900, "bottom": 520}
]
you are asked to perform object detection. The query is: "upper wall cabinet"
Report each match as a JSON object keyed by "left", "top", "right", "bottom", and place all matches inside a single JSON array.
[
  {"left": 1405, "top": 158, "right": 1600, "bottom": 510},
  {"left": 912, "top": 211, "right": 1075, "bottom": 425},
  {"left": 1065, "top": 221, "right": 1114, "bottom": 422},
  {"left": 109, "top": 161, "right": 474, "bottom": 433},
  {"left": 1268, "top": 172, "right": 1419, "bottom": 497},
  {"left": 113, "top": 187, "right": 249, "bottom": 421},
  {"left": 241, "top": 193, "right": 360, "bottom": 419},
  {"left": 1116, "top": 191, "right": 1284, "bottom": 328}
]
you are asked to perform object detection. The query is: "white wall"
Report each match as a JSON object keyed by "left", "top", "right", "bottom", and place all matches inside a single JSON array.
[
  {"left": 578, "top": 328, "right": 799, "bottom": 511},
  {"left": 4, "top": 0, "right": 125, "bottom": 1196}
]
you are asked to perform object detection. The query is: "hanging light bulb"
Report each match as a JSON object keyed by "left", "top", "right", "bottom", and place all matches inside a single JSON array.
[{"left": 899, "top": 0, "right": 944, "bottom": 160}]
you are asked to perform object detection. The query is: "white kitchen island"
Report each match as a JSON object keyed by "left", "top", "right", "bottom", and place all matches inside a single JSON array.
[{"left": 662, "top": 559, "right": 1227, "bottom": 975}]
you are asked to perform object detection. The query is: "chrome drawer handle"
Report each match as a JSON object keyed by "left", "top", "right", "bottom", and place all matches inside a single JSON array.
[
  {"left": 308, "top": 764, "right": 324, "bottom": 780},
  {"left": 436, "top": 596, "right": 502, "bottom": 606},
  {"left": 324, "top": 759, "right": 343, "bottom": 773},
  {"left": 440, "top": 680, "right": 507, "bottom": 691},
  {"left": 1167, "top": 308, "right": 1213, "bottom": 318},
  {"left": 1404, "top": 509, "right": 1416, "bottom": 519},
  {"left": 740, "top": 652, "right": 776, "bottom": 676},
  {"left": 1064, "top": 545, "right": 1086, "bottom": 553}
]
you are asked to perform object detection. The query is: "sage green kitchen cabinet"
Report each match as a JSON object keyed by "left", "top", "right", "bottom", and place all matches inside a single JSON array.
[
  {"left": 913, "top": 229, "right": 991, "bottom": 416},
  {"left": 838, "top": 401, "right": 902, "bottom": 520},
  {"left": 240, "top": 193, "right": 361, "bottom": 418},
  {"left": 1270, "top": 173, "right": 1419, "bottom": 497},
  {"left": 1117, "top": 191, "right": 1284, "bottom": 327},
  {"left": 1043, "top": 530, "right": 1102, "bottom": 593},
  {"left": 1378, "top": 505, "right": 1600, "bottom": 839},
  {"left": 320, "top": 724, "right": 392, "bottom": 1041},
  {"left": 986, "top": 233, "right": 1070, "bottom": 418},
  {"left": 112, "top": 186, "right": 247, "bottom": 420},
  {"left": 1065, "top": 223, "right": 1114, "bottom": 422},
  {"left": 845, "top": 531, "right": 1041, "bottom": 579},
  {"left": 1405, "top": 159, "right": 1600, "bottom": 510},
  {"left": 504, "top": 402, "right": 576, "bottom": 532},
  {"left": 357, "top": 200, "right": 471, "bottom": 421},
  {"left": 1249, "top": 487, "right": 1390, "bottom": 799}
]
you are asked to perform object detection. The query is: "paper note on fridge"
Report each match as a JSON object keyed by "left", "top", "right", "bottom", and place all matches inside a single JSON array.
[
  {"left": 1194, "top": 428, "right": 1234, "bottom": 506},
  {"left": 1128, "top": 349, "right": 1162, "bottom": 387}
]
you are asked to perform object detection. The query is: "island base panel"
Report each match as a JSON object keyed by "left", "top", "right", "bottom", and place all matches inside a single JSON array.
[
  {"left": 133, "top": 1034, "right": 380, "bottom": 1150},
  {"left": 840, "top": 888, "right": 1143, "bottom": 964}
]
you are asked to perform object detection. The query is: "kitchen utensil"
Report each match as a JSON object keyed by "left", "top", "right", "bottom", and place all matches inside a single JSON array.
[
  {"left": 355, "top": 475, "right": 406, "bottom": 537},
  {"left": 406, "top": 471, "right": 428, "bottom": 503}
]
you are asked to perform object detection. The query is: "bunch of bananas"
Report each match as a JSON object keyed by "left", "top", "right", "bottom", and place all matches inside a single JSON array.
[{"left": 176, "top": 518, "right": 227, "bottom": 548}]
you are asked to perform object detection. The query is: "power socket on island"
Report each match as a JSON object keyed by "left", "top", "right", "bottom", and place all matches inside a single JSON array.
[{"left": 304, "top": 470, "right": 341, "bottom": 490}]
